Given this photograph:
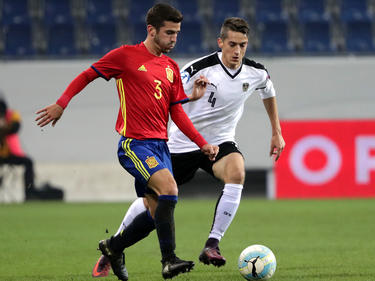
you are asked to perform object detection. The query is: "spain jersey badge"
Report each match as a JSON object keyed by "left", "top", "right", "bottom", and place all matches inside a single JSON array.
[
  {"left": 145, "top": 156, "right": 159, "bottom": 169},
  {"left": 166, "top": 66, "right": 173, "bottom": 83}
]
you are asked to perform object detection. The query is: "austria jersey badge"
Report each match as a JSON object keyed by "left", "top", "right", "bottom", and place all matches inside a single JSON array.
[
  {"left": 242, "top": 82, "right": 249, "bottom": 92},
  {"left": 166, "top": 66, "right": 174, "bottom": 83},
  {"left": 145, "top": 156, "right": 159, "bottom": 169}
]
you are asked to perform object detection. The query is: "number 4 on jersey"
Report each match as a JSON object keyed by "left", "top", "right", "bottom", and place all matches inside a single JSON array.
[{"left": 208, "top": 92, "right": 216, "bottom": 107}]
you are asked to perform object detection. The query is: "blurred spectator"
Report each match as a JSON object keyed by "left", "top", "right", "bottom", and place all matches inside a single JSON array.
[{"left": 0, "top": 92, "right": 63, "bottom": 201}]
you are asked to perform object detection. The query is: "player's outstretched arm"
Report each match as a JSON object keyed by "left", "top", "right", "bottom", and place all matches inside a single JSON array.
[
  {"left": 35, "top": 104, "right": 64, "bottom": 127},
  {"left": 187, "top": 75, "right": 209, "bottom": 101},
  {"left": 263, "top": 97, "right": 285, "bottom": 161}
]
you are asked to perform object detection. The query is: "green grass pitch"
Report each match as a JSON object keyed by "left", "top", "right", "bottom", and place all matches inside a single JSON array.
[{"left": 1, "top": 198, "right": 375, "bottom": 281}]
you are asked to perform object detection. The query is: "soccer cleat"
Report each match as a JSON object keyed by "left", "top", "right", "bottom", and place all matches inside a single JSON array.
[
  {"left": 92, "top": 255, "right": 111, "bottom": 278},
  {"left": 161, "top": 256, "right": 195, "bottom": 279},
  {"left": 199, "top": 247, "right": 226, "bottom": 267},
  {"left": 98, "top": 239, "right": 128, "bottom": 281}
]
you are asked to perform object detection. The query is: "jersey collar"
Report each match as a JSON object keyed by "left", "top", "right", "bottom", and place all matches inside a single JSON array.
[{"left": 216, "top": 52, "right": 243, "bottom": 79}]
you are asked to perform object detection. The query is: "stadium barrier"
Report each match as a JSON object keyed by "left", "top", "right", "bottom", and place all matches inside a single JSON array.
[{"left": 0, "top": 163, "right": 268, "bottom": 203}]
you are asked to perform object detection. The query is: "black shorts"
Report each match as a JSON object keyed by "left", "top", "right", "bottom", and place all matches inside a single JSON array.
[{"left": 171, "top": 141, "right": 243, "bottom": 185}]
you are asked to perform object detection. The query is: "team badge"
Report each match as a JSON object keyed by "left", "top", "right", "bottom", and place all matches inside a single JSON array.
[
  {"left": 145, "top": 156, "right": 159, "bottom": 169},
  {"left": 138, "top": 65, "right": 147, "bottom": 72},
  {"left": 242, "top": 82, "right": 249, "bottom": 92},
  {"left": 166, "top": 66, "right": 174, "bottom": 83},
  {"left": 181, "top": 70, "right": 190, "bottom": 83}
]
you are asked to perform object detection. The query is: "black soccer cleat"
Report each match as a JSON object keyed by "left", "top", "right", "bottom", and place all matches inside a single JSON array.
[
  {"left": 161, "top": 256, "right": 195, "bottom": 279},
  {"left": 98, "top": 239, "right": 128, "bottom": 281},
  {"left": 199, "top": 246, "right": 226, "bottom": 267}
]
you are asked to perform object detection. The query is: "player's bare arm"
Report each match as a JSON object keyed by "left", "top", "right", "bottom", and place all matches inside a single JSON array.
[
  {"left": 263, "top": 97, "right": 285, "bottom": 161},
  {"left": 188, "top": 75, "right": 210, "bottom": 101},
  {"left": 35, "top": 103, "right": 64, "bottom": 127}
]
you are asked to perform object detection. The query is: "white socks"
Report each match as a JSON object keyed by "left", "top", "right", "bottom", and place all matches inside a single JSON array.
[
  {"left": 209, "top": 183, "right": 243, "bottom": 241},
  {"left": 114, "top": 184, "right": 243, "bottom": 242},
  {"left": 115, "top": 197, "right": 147, "bottom": 236}
]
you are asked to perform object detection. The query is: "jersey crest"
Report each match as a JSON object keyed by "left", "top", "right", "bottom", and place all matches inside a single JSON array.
[
  {"left": 138, "top": 65, "right": 147, "bottom": 72},
  {"left": 166, "top": 66, "right": 173, "bottom": 83},
  {"left": 145, "top": 156, "right": 159, "bottom": 168},
  {"left": 242, "top": 82, "right": 249, "bottom": 92}
]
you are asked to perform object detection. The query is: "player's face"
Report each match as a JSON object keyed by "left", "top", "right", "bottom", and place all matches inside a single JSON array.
[
  {"left": 218, "top": 30, "right": 248, "bottom": 69},
  {"left": 154, "top": 21, "right": 181, "bottom": 53}
]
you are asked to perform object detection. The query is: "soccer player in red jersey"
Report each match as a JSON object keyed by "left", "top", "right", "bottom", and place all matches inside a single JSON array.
[
  {"left": 91, "top": 16, "right": 286, "bottom": 277},
  {"left": 35, "top": 3, "right": 218, "bottom": 280}
]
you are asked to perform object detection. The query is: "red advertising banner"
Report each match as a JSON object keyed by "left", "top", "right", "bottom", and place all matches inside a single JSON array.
[{"left": 274, "top": 120, "right": 375, "bottom": 198}]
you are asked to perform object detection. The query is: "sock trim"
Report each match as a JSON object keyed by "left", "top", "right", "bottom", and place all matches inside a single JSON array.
[
  {"left": 158, "top": 195, "right": 178, "bottom": 202},
  {"left": 224, "top": 183, "right": 243, "bottom": 189}
]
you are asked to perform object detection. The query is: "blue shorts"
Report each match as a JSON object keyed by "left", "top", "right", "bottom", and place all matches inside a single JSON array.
[{"left": 117, "top": 136, "right": 173, "bottom": 197}]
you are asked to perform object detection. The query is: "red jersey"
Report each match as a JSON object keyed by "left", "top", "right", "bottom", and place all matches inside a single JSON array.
[{"left": 91, "top": 43, "right": 188, "bottom": 140}]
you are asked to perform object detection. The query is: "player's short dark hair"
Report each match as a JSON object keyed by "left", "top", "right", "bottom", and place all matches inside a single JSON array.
[
  {"left": 220, "top": 17, "right": 250, "bottom": 40},
  {"left": 146, "top": 3, "right": 183, "bottom": 30}
]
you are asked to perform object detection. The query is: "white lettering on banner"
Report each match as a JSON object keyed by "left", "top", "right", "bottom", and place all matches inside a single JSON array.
[
  {"left": 289, "top": 135, "right": 342, "bottom": 185},
  {"left": 356, "top": 136, "right": 375, "bottom": 184}
]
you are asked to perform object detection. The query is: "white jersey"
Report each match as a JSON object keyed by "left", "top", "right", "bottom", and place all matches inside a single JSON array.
[{"left": 168, "top": 51, "right": 276, "bottom": 153}]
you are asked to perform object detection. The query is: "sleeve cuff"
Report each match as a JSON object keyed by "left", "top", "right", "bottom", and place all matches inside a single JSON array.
[{"left": 56, "top": 98, "right": 68, "bottom": 109}]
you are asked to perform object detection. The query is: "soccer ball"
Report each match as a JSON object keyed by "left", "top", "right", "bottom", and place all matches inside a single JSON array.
[{"left": 238, "top": 244, "right": 277, "bottom": 280}]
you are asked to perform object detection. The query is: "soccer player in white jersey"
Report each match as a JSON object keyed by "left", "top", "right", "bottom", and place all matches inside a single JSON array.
[{"left": 92, "top": 17, "right": 285, "bottom": 276}]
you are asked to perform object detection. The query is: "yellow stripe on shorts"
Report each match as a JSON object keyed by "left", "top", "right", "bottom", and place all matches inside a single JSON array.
[{"left": 122, "top": 139, "right": 150, "bottom": 180}]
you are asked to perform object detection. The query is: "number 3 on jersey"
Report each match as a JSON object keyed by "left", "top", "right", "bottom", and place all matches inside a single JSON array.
[{"left": 154, "top": 80, "right": 162, "bottom": 99}]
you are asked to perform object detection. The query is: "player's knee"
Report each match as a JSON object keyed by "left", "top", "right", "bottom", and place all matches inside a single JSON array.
[
  {"left": 227, "top": 169, "right": 245, "bottom": 184},
  {"left": 164, "top": 183, "right": 178, "bottom": 196},
  {"left": 159, "top": 179, "right": 178, "bottom": 196}
]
